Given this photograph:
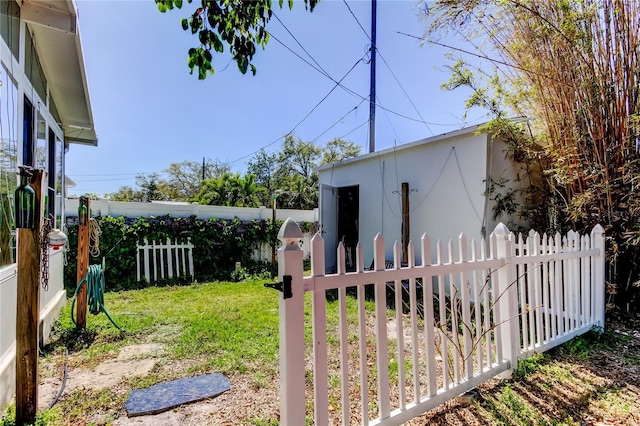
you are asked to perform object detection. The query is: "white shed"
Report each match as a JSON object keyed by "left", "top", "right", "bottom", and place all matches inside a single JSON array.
[{"left": 316, "top": 124, "right": 527, "bottom": 272}]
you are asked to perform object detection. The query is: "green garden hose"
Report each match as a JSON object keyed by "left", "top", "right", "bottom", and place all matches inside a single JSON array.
[{"left": 71, "top": 263, "right": 122, "bottom": 331}]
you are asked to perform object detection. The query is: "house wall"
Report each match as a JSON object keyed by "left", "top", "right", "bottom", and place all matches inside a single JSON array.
[
  {"left": 1, "top": 0, "right": 90, "bottom": 411},
  {"left": 318, "top": 131, "right": 490, "bottom": 268},
  {"left": 0, "top": 251, "right": 66, "bottom": 409}
]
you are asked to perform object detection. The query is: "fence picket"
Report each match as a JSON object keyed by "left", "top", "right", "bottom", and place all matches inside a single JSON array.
[
  {"left": 421, "top": 234, "right": 437, "bottom": 397},
  {"left": 356, "top": 242, "right": 369, "bottom": 426},
  {"left": 458, "top": 233, "right": 473, "bottom": 380},
  {"left": 373, "top": 234, "right": 390, "bottom": 420},
  {"left": 167, "top": 238, "right": 174, "bottom": 279},
  {"left": 471, "top": 239, "right": 483, "bottom": 373},
  {"left": 532, "top": 232, "right": 543, "bottom": 346},
  {"left": 542, "top": 234, "right": 551, "bottom": 342},
  {"left": 407, "top": 242, "right": 420, "bottom": 403},
  {"left": 337, "top": 242, "right": 350, "bottom": 426},
  {"left": 435, "top": 240, "right": 449, "bottom": 390},
  {"left": 143, "top": 238, "right": 150, "bottom": 283},
  {"left": 311, "top": 233, "right": 329, "bottom": 426}
]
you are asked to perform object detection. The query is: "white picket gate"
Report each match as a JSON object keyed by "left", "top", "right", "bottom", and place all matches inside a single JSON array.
[
  {"left": 136, "top": 238, "right": 195, "bottom": 283},
  {"left": 275, "top": 219, "right": 605, "bottom": 425}
]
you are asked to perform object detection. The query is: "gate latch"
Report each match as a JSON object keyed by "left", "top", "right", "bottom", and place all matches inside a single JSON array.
[{"left": 264, "top": 275, "right": 292, "bottom": 299}]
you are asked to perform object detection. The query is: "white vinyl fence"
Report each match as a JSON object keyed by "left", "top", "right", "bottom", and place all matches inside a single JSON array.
[
  {"left": 136, "top": 238, "right": 195, "bottom": 283},
  {"left": 275, "top": 219, "right": 605, "bottom": 425}
]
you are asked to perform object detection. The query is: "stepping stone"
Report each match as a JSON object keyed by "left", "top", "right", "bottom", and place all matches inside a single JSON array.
[{"left": 125, "top": 373, "right": 231, "bottom": 417}]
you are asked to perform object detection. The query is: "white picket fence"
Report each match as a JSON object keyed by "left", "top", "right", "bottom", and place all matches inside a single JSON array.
[
  {"left": 275, "top": 219, "right": 605, "bottom": 425},
  {"left": 136, "top": 238, "right": 195, "bottom": 283}
]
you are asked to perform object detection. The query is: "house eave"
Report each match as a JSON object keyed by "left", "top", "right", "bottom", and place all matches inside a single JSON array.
[{"left": 23, "top": 0, "right": 98, "bottom": 146}]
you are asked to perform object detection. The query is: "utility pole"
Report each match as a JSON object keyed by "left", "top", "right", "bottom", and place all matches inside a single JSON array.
[
  {"left": 368, "top": 0, "right": 377, "bottom": 153},
  {"left": 202, "top": 156, "right": 206, "bottom": 181}
]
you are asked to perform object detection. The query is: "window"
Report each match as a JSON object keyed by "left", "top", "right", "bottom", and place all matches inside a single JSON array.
[
  {"left": 36, "top": 112, "right": 46, "bottom": 169},
  {"left": 47, "top": 129, "right": 63, "bottom": 227},
  {"left": 24, "top": 30, "right": 47, "bottom": 105},
  {"left": 0, "top": 66, "right": 18, "bottom": 266},
  {"left": 23, "top": 96, "right": 34, "bottom": 166},
  {"left": 0, "top": 0, "right": 20, "bottom": 61},
  {"left": 55, "top": 135, "right": 63, "bottom": 228}
]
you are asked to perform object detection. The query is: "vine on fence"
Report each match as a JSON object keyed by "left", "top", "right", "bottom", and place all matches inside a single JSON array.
[{"left": 64, "top": 215, "right": 309, "bottom": 292}]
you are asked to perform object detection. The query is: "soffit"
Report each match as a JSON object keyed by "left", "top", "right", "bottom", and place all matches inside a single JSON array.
[{"left": 22, "top": 0, "right": 97, "bottom": 146}]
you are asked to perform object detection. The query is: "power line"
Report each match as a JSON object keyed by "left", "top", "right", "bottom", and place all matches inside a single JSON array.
[
  {"left": 228, "top": 56, "right": 366, "bottom": 164},
  {"left": 343, "top": 0, "right": 434, "bottom": 136},
  {"left": 261, "top": 18, "right": 439, "bottom": 125},
  {"left": 311, "top": 101, "right": 364, "bottom": 143},
  {"left": 272, "top": 11, "right": 331, "bottom": 78}
]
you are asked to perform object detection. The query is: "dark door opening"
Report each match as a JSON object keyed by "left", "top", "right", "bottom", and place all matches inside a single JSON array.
[{"left": 337, "top": 185, "right": 359, "bottom": 272}]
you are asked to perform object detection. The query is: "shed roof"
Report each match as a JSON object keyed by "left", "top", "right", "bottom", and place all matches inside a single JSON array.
[
  {"left": 316, "top": 123, "right": 484, "bottom": 173},
  {"left": 22, "top": 0, "right": 97, "bottom": 145}
]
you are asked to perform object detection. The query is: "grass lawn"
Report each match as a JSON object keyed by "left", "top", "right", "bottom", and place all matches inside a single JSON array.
[{"left": 1, "top": 279, "right": 639, "bottom": 425}]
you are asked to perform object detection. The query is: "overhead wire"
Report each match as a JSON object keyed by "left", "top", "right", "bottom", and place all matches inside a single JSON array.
[
  {"left": 228, "top": 55, "right": 367, "bottom": 165},
  {"left": 251, "top": 13, "right": 439, "bottom": 125},
  {"left": 342, "top": 0, "right": 435, "bottom": 136},
  {"left": 310, "top": 101, "right": 365, "bottom": 143}
]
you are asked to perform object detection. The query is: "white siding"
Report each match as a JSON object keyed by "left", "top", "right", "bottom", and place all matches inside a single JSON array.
[{"left": 319, "top": 131, "right": 489, "bottom": 266}]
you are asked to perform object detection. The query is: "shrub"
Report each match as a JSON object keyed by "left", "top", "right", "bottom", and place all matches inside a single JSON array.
[{"left": 64, "top": 215, "right": 307, "bottom": 292}]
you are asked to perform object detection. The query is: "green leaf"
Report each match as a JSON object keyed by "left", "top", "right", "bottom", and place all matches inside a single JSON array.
[
  {"left": 174, "top": 0, "right": 183, "bottom": 9},
  {"left": 288, "top": 0, "right": 293, "bottom": 10},
  {"left": 250, "top": 64, "right": 257, "bottom": 76},
  {"left": 211, "top": 33, "right": 224, "bottom": 53},
  {"left": 237, "top": 56, "right": 248, "bottom": 74},
  {"left": 181, "top": 18, "right": 189, "bottom": 30},
  {"left": 198, "top": 29, "right": 209, "bottom": 45}
]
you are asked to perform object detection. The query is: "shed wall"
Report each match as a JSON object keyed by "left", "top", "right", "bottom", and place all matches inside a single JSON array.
[{"left": 319, "top": 132, "right": 489, "bottom": 267}]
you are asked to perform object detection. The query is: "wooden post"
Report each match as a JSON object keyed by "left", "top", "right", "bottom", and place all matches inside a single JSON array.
[
  {"left": 271, "top": 196, "right": 276, "bottom": 266},
  {"left": 76, "top": 198, "right": 90, "bottom": 328},
  {"left": 401, "top": 182, "right": 410, "bottom": 264},
  {"left": 16, "top": 168, "right": 45, "bottom": 425}
]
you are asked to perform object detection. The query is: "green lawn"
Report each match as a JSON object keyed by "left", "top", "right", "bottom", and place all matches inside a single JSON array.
[{"left": 1, "top": 279, "right": 639, "bottom": 425}]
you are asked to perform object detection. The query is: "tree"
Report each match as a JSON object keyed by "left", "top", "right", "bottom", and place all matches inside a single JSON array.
[
  {"left": 106, "top": 186, "right": 144, "bottom": 202},
  {"left": 273, "top": 134, "right": 321, "bottom": 209},
  {"left": 245, "top": 135, "right": 361, "bottom": 210},
  {"left": 163, "top": 159, "right": 230, "bottom": 201},
  {"left": 136, "top": 173, "right": 166, "bottom": 202},
  {"left": 195, "top": 172, "right": 264, "bottom": 207},
  {"left": 155, "top": 0, "right": 319, "bottom": 79},
  {"left": 321, "top": 137, "right": 361, "bottom": 165},
  {"left": 247, "top": 149, "right": 279, "bottom": 206},
  {"left": 426, "top": 0, "right": 640, "bottom": 311}
]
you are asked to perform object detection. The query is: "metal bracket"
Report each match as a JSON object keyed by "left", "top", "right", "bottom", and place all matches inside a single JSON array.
[{"left": 264, "top": 275, "right": 292, "bottom": 299}]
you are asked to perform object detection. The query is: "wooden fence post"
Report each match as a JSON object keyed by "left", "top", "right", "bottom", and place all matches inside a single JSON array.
[
  {"left": 493, "top": 223, "right": 520, "bottom": 379},
  {"left": 277, "top": 218, "right": 305, "bottom": 425},
  {"left": 16, "top": 168, "right": 45, "bottom": 425},
  {"left": 76, "top": 198, "right": 90, "bottom": 329},
  {"left": 591, "top": 224, "right": 605, "bottom": 328}
]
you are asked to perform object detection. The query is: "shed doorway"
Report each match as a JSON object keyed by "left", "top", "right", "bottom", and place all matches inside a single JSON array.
[{"left": 337, "top": 185, "right": 359, "bottom": 272}]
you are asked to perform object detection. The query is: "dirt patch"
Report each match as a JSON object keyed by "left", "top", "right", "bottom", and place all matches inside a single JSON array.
[
  {"left": 38, "top": 343, "right": 279, "bottom": 425},
  {"left": 39, "top": 344, "right": 163, "bottom": 410}
]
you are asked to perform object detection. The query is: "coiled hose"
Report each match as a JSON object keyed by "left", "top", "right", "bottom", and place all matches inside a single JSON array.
[{"left": 71, "top": 264, "right": 122, "bottom": 331}]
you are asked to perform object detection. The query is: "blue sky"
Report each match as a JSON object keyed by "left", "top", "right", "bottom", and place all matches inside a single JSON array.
[{"left": 66, "top": 0, "right": 488, "bottom": 197}]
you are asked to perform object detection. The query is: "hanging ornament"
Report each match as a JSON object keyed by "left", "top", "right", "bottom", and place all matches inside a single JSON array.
[
  {"left": 78, "top": 196, "right": 88, "bottom": 226},
  {"left": 15, "top": 167, "right": 36, "bottom": 229}
]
